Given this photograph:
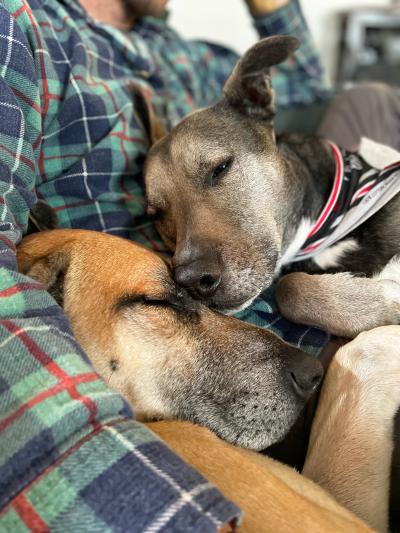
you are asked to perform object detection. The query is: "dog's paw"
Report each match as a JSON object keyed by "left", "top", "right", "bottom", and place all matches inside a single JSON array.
[
  {"left": 375, "top": 255, "right": 400, "bottom": 319},
  {"left": 276, "top": 272, "right": 311, "bottom": 322},
  {"left": 375, "top": 254, "right": 400, "bottom": 286}
]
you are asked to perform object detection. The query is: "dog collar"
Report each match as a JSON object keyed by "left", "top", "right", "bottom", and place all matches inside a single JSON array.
[{"left": 293, "top": 138, "right": 400, "bottom": 262}]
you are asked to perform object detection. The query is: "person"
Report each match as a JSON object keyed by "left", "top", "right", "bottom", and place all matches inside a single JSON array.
[{"left": 0, "top": 0, "right": 329, "bottom": 529}]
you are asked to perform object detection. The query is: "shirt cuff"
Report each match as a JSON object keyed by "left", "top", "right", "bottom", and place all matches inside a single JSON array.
[
  {"left": 252, "top": 0, "right": 305, "bottom": 38},
  {"left": 0, "top": 417, "right": 241, "bottom": 532}
]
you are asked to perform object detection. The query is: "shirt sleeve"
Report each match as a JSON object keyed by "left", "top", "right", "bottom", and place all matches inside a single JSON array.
[
  {"left": 253, "top": 0, "right": 329, "bottom": 106},
  {"left": 0, "top": 6, "right": 240, "bottom": 531},
  {"left": 183, "top": 0, "right": 330, "bottom": 108}
]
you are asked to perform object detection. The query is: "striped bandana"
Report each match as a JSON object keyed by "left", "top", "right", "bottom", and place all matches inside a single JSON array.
[{"left": 293, "top": 138, "right": 400, "bottom": 262}]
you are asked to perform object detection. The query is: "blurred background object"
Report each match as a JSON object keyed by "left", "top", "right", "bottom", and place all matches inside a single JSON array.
[
  {"left": 169, "top": 0, "right": 399, "bottom": 86},
  {"left": 336, "top": 3, "right": 400, "bottom": 85}
]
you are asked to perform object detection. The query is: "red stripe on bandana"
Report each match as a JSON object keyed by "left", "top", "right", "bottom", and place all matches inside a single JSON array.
[
  {"left": 306, "top": 142, "right": 343, "bottom": 240},
  {"left": 350, "top": 181, "right": 375, "bottom": 206},
  {"left": 383, "top": 160, "right": 400, "bottom": 171},
  {"left": 301, "top": 238, "right": 324, "bottom": 255}
]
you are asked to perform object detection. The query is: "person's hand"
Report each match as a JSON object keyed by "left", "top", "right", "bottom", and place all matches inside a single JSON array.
[{"left": 245, "top": 0, "right": 290, "bottom": 15}]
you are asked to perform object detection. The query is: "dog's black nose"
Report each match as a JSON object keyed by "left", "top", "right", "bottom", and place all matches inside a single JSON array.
[
  {"left": 287, "top": 354, "right": 323, "bottom": 398},
  {"left": 174, "top": 258, "right": 222, "bottom": 298}
]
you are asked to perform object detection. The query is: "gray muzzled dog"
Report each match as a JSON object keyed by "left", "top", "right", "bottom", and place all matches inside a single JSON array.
[{"left": 145, "top": 36, "right": 400, "bottom": 337}]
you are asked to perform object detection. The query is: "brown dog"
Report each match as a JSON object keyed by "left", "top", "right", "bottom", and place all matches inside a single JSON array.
[
  {"left": 158, "top": 326, "right": 400, "bottom": 532},
  {"left": 17, "top": 228, "right": 323, "bottom": 451},
  {"left": 17, "top": 229, "right": 399, "bottom": 531}
]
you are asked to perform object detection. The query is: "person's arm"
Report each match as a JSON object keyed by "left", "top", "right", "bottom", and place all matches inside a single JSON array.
[
  {"left": 0, "top": 6, "right": 239, "bottom": 531},
  {"left": 162, "top": 0, "right": 329, "bottom": 110},
  {"left": 245, "top": 0, "right": 329, "bottom": 106},
  {"left": 246, "top": 0, "right": 291, "bottom": 16}
]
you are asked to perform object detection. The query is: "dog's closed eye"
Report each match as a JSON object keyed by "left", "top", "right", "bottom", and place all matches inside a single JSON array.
[
  {"left": 116, "top": 294, "right": 174, "bottom": 311},
  {"left": 141, "top": 296, "right": 183, "bottom": 310},
  {"left": 206, "top": 158, "right": 233, "bottom": 186},
  {"left": 115, "top": 291, "right": 201, "bottom": 319}
]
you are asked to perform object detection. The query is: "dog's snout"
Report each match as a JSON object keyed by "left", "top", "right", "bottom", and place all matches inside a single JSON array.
[
  {"left": 173, "top": 241, "right": 222, "bottom": 298},
  {"left": 174, "top": 258, "right": 222, "bottom": 298},
  {"left": 286, "top": 353, "right": 323, "bottom": 398}
]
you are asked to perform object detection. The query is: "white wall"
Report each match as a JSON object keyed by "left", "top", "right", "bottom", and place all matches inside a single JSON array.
[
  {"left": 169, "top": 0, "right": 391, "bottom": 81},
  {"left": 169, "top": 1, "right": 255, "bottom": 55}
]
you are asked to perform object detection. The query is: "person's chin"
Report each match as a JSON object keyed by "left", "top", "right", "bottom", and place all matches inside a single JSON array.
[{"left": 123, "top": 0, "right": 168, "bottom": 18}]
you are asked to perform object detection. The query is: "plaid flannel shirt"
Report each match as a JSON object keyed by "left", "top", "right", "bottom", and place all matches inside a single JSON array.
[{"left": 0, "top": 0, "right": 330, "bottom": 530}]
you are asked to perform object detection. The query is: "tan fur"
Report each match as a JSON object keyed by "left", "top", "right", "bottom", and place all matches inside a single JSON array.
[
  {"left": 276, "top": 263, "right": 400, "bottom": 338},
  {"left": 18, "top": 229, "right": 398, "bottom": 532},
  {"left": 149, "top": 421, "right": 371, "bottom": 532},
  {"left": 303, "top": 326, "right": 400, "bottom": 532},
  {"left": 18, "top": 229, "right": 176, "bottom": 416},
  {"left": 18, "top": 229, "right": 329, "bottom": 451}
]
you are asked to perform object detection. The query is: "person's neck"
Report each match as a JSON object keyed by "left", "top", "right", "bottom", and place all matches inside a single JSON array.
[{"left": 79, "top": 0, "right": 136, "bottom": 30}]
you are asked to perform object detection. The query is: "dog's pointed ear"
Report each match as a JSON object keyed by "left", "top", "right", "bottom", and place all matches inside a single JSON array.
[
  {"left": 222, "top": 36, "right": 299, "bottom": 121},
  {"left": 17, "top": 236, "right": 70, "bottom": 306}
]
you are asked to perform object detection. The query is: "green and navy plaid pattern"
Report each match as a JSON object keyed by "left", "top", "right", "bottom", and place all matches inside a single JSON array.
[{"left": 0, "top": 0, "right": 329, "bottom": 529}]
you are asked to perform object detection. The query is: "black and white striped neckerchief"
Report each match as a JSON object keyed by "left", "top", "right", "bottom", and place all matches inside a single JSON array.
[{"left": 293, "top": 140, "right": 400, "bottom": 262}]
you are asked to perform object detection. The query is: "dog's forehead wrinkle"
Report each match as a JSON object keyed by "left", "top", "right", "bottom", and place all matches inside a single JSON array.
[
  {"left": 173, "top": 104, "right": 267, "bottom": 147},
  {"left": 171, "top": 135, "right": 232, "bottom": 174}
]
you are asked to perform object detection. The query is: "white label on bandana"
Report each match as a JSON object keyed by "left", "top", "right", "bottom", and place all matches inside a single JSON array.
[
  {"left": 359, "top": 137, "right": 400, "bottom": 169},
  {"left": 312, "top": 169, "right": 400, "bottom": 257}
]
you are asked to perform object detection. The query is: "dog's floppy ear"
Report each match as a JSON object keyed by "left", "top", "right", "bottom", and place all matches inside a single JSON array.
[
  {"left": 27, "top": 200, "right": 58, "bottom": 235},
  {"left": 223, "top": 36, "right": 299, "bottom": 121},
  {"left": 131, "top": 87, "right": 168, "bottom": 146},
  {"left": 17, "top": 235, "right": 70, "bottom": 306}
]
